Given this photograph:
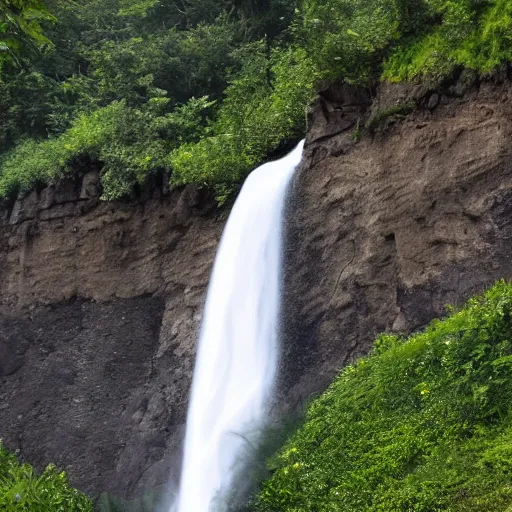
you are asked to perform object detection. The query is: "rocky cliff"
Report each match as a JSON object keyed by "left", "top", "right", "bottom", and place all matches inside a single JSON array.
[
  {"left": 281, "top": 77, "right": 512, "bottom": 403},
  {"left": 2, "top": 77, "right": 512, "bottom": 501},
  {"left": 0, "top": 180, "right": 223, "bottom": 499}
]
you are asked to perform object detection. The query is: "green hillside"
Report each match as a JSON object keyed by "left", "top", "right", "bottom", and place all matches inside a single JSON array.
[
  {"left": 0, "top": 441, "right": 91, "bottom": 511},
  {"left": 255, "top": 281, "right": 512, "bottom": 512}
]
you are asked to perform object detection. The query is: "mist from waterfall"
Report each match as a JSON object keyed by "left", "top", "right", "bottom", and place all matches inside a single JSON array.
[{"left": 174, "top": 140, "right": 305, "bottom": 512}]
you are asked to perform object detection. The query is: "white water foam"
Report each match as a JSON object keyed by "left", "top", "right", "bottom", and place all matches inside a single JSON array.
[{"left": 175, "top": 140, "right": 305, "bottom": 512}]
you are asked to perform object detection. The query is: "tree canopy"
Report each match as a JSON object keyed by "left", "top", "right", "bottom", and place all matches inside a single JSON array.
[
  {"left": 0, "top": 0, "right": 55, "bottom": 70},
  {"left": 1, "top": 0, "right": 512, "bottom": 203}
]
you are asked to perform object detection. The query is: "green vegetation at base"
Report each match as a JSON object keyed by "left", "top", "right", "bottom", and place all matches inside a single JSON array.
[
  {"left": 254, "top": 281, "right": 512, "bottom": 512},
  {"left": 0, "top": 441, "right": 92, "bottom": 511},
  {"left": 2, "top": 0, "right": 512, "bottom": 203}
]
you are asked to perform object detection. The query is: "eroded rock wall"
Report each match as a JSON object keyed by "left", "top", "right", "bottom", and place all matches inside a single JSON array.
[
  {"left": 0, "top": 181, "right": 224, "bottom": 498},
  {"left": 281, "top": 79, "right": 512, "bottom": 404}
]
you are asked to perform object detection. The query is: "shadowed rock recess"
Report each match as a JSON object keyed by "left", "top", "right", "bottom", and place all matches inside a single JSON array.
[{"left": 3, "top": 78, "right": 512, "bottom": 499}]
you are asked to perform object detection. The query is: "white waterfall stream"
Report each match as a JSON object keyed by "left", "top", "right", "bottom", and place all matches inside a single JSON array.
[{"left": 174, "top": 140, "right": 305, "bottom": 512}]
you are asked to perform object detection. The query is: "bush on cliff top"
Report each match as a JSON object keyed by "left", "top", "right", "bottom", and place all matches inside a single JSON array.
[
  {"left": 254, "top": 280, "right": 512, "bottom": 512},
  {"left": 0, "top": 441, "right": 92, "bottom": 511},
  {"left": 383, "top": 0, "right": 512, "bottom": 81},
  {"left": 0, "top": 97, "right": 213, "bottom": 200},
  {"left": 2, "top": 0, "right": 512, "bottom": 203},
  {"left": 168, "top": 44, "right": 319, "bottom": 203}
]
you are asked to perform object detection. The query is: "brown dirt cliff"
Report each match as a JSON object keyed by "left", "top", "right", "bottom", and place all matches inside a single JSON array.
[{"left": 281, "top": 78, "right": 512, "bottom": 404}]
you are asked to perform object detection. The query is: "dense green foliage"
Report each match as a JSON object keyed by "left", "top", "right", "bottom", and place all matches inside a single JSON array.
[
  {"left": 0, "top": 441, "right": 92, "bottom": 511},
  {"left": 0, "top": 0, "right": 55, "bottom": 71},
  {"left": 169, "top": 44, "right": 319, "bottom": 201},
  {"left": 0, "top": 96, "right": 214, "bottom": 199},
  {"left": 254, "top": 281, "right": 512, "bottom": 511},
  {"left": 384, "top": 0, "right": 512, "bottom": 81},
  {"left": 2, "top": 0, "right": 512, "bottom": 202}
]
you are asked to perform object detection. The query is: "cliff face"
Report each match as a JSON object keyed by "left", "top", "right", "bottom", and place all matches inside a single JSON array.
[
  {"left": 281, "top": 78, "right": 512, "bottom": 402},
  {"left": 2, "top": 79, "right": 512, "bottom": 500},
  {"left": 0, "top": 181, "right": 223, "bottom": 498}
]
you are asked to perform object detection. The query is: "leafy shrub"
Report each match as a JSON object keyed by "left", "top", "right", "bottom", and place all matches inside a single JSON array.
[
  {"left": 85, "top": 14, "right": 243, "bottom": 106},
  {"left": 384, "top": 0, "right": 512, "bottom": 80},
  {"left": 0, "top": 441, "right": 92, "bottom": 511},
  {"left": 298, "top": 0, "right": 432, "bottom": 84},
  {"left": 169, "top": 44, "right": 320, "bottom": 203},
  {"left": 0, "top": 0, "right": 55, "bottom": 72},
  {"left": 0, "top": 70, "right": 77, "bottom": 151},
  {"left": 383, "top": 0, "right": 512, "bottom": 81},
  {"left": 0, "top": 96, "right": 213, "bottom": 200},
  {"left": 299, "top": 0, "right": 512, "bottom": 85},
  {"left": 255, "top": 281, "right": 512, "bottom": 511}
]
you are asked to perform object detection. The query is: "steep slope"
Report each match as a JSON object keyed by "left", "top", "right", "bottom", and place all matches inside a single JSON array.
[{"left": 258, "top": 282, "right": 512, "bottom": 511}]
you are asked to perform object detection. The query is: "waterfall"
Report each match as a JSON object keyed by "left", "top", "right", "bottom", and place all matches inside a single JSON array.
[{"left": 174, "top": 140, "right": 305, "bottom": 512}]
